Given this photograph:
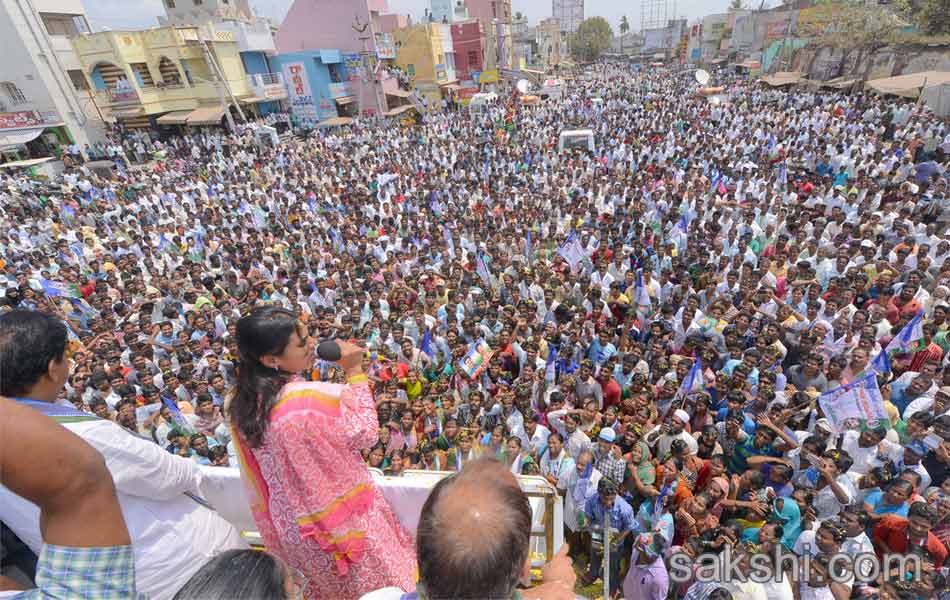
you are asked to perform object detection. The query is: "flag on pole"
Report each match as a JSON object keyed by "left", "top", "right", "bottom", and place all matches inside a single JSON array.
[
  {"left": 657, "top": 357, "right": 704, "bottom": 418},
  {"left": 557, "top": 231, "right": 586, "bottom": 273},
  {"left": 444, "top": 226, "right": 456, "bottom": 260},
  {"left": 158, "top": 234, "right": 181, "bottom": 256},
  {"left": 524, "top": 229, "right": 533, "bottom": 264},
  {"left": 868, "top": 310, "right": 924, "bottom": 375},
  {"left": 545, "top": 344, "right": 558, "bottom": 383},
  {"left": 420, "top": 327, "right": 434, "bottom": 358},
  {"left": 818, "top": 373, "right": 889, "bottom": 433},
  {"left": 778, "top": 159, "right": 788, "bottom": 191},
  {"left": 475, "top": 252, "right": 493, "bottom": 288},
  {"left": 885, "top": 310, "right": 924, "bottom": 354},
  {"left": 634, "top": 270, "right": 653, "bottom": 324},
  {"left": 162, "top": 396, "right": 195, "bottom": 434},
  {"left": 39, "top": 279, "right": 82, "bottom": 299}
]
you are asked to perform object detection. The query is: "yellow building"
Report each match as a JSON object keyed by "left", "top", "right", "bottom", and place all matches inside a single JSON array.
[
  {"left": 72, "top": 25, "right": 255, "bottom": 129},
  {"left": 392, "top": 23, "right": 458, "bottom": 107}
]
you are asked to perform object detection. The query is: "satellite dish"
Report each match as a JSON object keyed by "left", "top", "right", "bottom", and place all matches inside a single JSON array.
[
  {"left": 516, "top": 79, "right": 530, "bottom": 94},
  {"left": 695, "top": 69, "right": 710, "bottom": 86}
]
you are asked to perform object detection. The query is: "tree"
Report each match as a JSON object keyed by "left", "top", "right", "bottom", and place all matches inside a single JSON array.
[
  {"left": 619, "top": 16, "right": 630, "bottom": 54},
  {"left": 570, "top": 17, "right": 614, "bottom": 62},
  {"left": 896, "top": 0, "right": 950, "bottom": 36},
  {"left": 728, "top": 0, "right": 747, "bottom": 11},
  {"left": 799, "top": 0, "right": 905, "bottom": 78}
]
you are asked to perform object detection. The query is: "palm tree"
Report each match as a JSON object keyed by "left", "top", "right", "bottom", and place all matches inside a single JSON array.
[{"left": 619, "top": 15, "right": 629, "bottom": 54}]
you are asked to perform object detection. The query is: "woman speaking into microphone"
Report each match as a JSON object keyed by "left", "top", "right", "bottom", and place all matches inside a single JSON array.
[{"left": 229, "top": 306, "right": 415, "bottom": 599}]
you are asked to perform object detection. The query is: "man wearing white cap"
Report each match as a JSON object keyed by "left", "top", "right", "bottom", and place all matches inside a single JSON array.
[
  {"left": 592, "top": 427, "right": 626, "bottom": 485},
  {"left": 644, "top": 409, "right": 698, "bottom": 459}
]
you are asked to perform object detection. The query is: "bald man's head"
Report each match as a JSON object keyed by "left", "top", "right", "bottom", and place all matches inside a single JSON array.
[{"left": 416, "top": 458, "right": 532, "bottom": 600}]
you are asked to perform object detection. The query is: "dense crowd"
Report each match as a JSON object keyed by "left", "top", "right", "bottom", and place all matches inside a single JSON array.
[{"left": 1, "top": 62, "right": 950, "bottom": 600}]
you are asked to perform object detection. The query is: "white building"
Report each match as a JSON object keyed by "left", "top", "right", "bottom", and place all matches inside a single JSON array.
[
  {"left": 552, "top": 0, "right": 583, "bottom": 34},
  {"left": 0, "top": 0, "right": 107, "bottom": 160}
]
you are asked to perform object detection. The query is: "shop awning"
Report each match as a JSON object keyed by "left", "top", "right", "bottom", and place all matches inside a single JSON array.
[
  {"left": 865, "top": 70, "right": 950, "bottom": 99},
  {"left": 110, "top": 107, "right": 143, "bottom": 118},
  {"left": 187, "top": 106, "right": 226, "bottom": 125},
  {"left": 386, "top": 89, "right": 412, "bottom": 98},
  {"left": 240, "top": 96, "right": 274, "bottom": 104},
  {"left": 317, "top": 117, "right": 354, "bottom": 127},
  {"left": 0, "top": 156, "right": 56, "bottom": 169},
  {"left": 0, "top": 127, "right": 46, "bottom": 150},
  {"left": 156, "top": 110, "right": 192, "bottom": 125},
  {"left": 383, "top": 105, "right": 415, "bottom": 117},
  {"left": 759, "top": 71, "right": 804, "bottom": 87},
  {"left": 440, "top": 82, "right": 461, "bottom": 90},
  {"left": 335, "top": 96, "right": 355, "bottom": 105}
]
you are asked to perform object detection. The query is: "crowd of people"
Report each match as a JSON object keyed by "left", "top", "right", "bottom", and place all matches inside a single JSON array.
[{"left": 1, "top": 60, "right": 950, "bottom": 599}]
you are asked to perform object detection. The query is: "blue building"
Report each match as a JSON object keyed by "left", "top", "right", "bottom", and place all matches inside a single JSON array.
[{"left": 270, "top": 49, "right": 362, "bottom": 129}]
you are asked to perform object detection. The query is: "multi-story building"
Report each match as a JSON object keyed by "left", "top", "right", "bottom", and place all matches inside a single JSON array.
[
  {"left": 464, "top": 0, "right": 513, "bottom": 69},
  {"left": 430, "top": 0, "right": 454, "bottom": 23},
  {"left": 0, "top": 0, "right": 106, "bottom": 160},
  {"left": 155, "top": 0, "right": 285, "bottom": 115},
  {"left": 72, "top": 25, "right": 256, "bottom": 130},
  {"left": 392, "top": 23, "right": 458, "bottom": 107},
  {"left": 450, "top": 20, "right": 485, "bottom": 82},
  {"left": 552, "top": 0, "right": 583, "bottom": 35},
  {"left": 536, "top": 18, "right": 562, "bottom": 69},
  {"left": 275, "top": 0, "right": 402, "bottom": 119}
]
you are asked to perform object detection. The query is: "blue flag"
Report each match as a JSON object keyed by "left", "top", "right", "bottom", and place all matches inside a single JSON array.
[
  {"left": 545, "top": 344, "right": 558, "bottom": 383},
  {"left": 161, "top": 396, "right": 194, "bottom": 434},
  {"left": 420, "top": 328, "right": 434, "bottom": 358},
  {"left": 524, "top": 229, "right": 532, "bottom": 264}
]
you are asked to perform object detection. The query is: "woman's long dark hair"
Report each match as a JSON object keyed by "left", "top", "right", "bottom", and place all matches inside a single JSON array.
[
  {"left": 231, "top": 306, "right": 299, "bottom": 448},
  {"left": 172, "top": 549, "right": 289, "bottom": 599}
]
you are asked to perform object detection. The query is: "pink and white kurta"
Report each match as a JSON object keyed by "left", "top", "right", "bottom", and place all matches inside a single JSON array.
[{"left": 233, "top": 376, "right": 416, "bottom": 599}]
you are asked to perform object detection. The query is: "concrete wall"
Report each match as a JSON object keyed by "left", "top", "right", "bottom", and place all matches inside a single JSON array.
[{"left": 796, "top": 44, "right": 950, "bottom": 82}]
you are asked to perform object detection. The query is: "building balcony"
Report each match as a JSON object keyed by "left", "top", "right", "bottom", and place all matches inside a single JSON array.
[{"left": 247, "top": 72, "right": 287, "bottom": 101}]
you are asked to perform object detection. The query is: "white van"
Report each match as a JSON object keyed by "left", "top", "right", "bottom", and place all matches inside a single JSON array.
[
  {"left": 469, "top": 92, "right": 498, "bottom": 110},
  {"left": 540, "top": 79, "right": 563, "bottom": 100},
  {"left": 558, "top": 129, "right": 595, "bottom": 153}
]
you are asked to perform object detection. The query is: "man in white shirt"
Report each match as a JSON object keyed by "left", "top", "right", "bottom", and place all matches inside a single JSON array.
[{"left": 0, "top": 310, "right": 245, "bottom": 600}]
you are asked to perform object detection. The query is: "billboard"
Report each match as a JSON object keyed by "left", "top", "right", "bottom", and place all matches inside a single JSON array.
[
  {"left": 281, "top": 62, "right": 318, "bottom": 122},
  {"left": 0, "top": 110, "right": 45, "bottom": 130},
  {"left": 376, "top": 33, "right": 396, "bottom": 59}
]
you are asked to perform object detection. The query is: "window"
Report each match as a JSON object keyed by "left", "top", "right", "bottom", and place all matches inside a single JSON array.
[
  {"left": 67, "top": 69, "right": 88, "bottom": 91},
  {"left": 2, "top": 82, "right": 27, "bottom": 105},
  {"left": 491, "top": 1, "right": 496, "bottom": 18},
  {"left": 165, "top": 0, "right": 175, "bottom": 7},
  {"left": 327, "top": 63, "right": 344, "bottom": 84},
  {"left": 41, "top": 13, "right": 80, "bottom": 36}
]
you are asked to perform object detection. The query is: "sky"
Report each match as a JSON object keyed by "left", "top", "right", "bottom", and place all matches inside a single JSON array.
[{"left": 82, "top": 0, "right": 741, "bottom": 32}]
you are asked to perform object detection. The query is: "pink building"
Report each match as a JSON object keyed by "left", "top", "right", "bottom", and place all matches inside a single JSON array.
[
  {"left": 377, "top": 13, "right": 411, "bottom": 34},
  {"left": 276, "top": 0, "right": 405, "bottom": 116},
  {"left": 450, "top": 20, "right": 484, "bottom": 82},
  {"left": 462, "top": 0, "right": 513, "bottom": 68}
]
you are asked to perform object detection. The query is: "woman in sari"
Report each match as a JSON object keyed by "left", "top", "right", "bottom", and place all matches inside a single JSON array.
[{"left": 229, "top": 307, "right": 415, "bottom": 599}]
